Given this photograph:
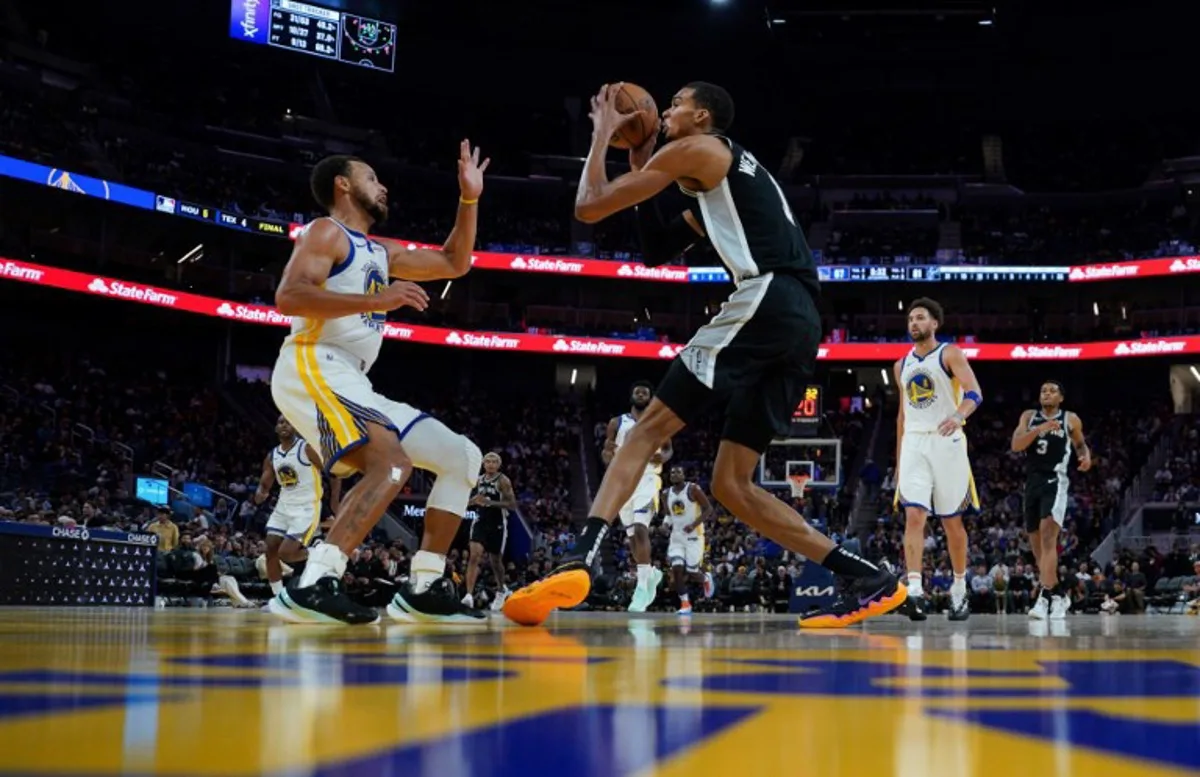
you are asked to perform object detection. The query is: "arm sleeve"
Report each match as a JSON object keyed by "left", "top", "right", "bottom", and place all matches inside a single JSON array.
[{"left": 635, "top": 197, "right": 702, "bottom": 267}]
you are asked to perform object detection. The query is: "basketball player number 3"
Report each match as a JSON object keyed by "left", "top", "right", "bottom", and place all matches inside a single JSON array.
[{"left": 1036, "top": 439, "right": 1048, "bottom": 455}]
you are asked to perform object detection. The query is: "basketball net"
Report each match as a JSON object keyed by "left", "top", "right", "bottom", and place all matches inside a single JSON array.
[{"left": 788, "top": 473, "right": 811, "bottom": 498}]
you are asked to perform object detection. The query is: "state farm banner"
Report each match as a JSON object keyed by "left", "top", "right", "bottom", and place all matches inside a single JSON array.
[
  {"left": 1068, "top": 255, "right": 1200, "bottom": 282},
  {"left": 4, "top": 257, "right": 1199, "bottom": 362}
]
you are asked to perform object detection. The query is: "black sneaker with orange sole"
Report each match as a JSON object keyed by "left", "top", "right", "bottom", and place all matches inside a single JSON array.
[{"left": 799, "top": 571, "right": 908, "bottom": 629}]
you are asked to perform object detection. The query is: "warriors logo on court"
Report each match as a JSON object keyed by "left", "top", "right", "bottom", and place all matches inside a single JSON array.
[{"left": 905, "top": 370, "right": 938, "bottom": 409}]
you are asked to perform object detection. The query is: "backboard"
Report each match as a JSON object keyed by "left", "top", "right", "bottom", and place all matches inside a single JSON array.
[{"left": 758, "top": 437, "right": 842, "bottom": 490}]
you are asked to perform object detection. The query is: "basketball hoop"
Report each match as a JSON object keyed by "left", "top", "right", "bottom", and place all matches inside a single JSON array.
[{"left": 788, "top": 473, "right": 811, "bottom": 498}]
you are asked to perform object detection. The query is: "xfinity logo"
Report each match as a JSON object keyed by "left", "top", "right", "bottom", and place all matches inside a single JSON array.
[{"left": 240, "top": 0, "right": 261, "bottom": 37}]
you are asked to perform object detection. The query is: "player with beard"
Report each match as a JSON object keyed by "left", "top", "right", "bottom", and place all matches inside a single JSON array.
[
  {"left": 1011, "top": 380, "right": 1090, "bottom": 620},
  {"left": 894, "top": 298, "right": 983, "bottom": 622},
  {"left": 604, "top": 381, "right": 673, "bottom": 612},
  {"left": 661, "top": 465, "right": 716, "bottom": 614},
  {"left": 269, "top": 145, "right": 491, "bottom": 625},
  {"left": 503, "top": 82, "right": 905, "bottom": 629}
]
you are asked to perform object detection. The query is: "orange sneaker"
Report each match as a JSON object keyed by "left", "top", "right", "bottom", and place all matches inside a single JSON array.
[
  {"left": 799, "top": 573, "right": 908, "bottom": 629},
  {"left": 502, "top": 565, "right": 592, "bottom": 627}
]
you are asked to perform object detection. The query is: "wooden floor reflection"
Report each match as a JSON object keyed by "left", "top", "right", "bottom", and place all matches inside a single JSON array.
[{"left": 0, "top": 609, "right": 1197, "bottom": 776}]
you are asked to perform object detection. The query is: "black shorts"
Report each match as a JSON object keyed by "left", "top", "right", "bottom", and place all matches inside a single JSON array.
[
  {"left": 469, "top": 510, "right": 508, "bottom": 555},
  {"left": 1023, "top": 474, "right": 1068, "bottom": 532},
  {"left": 656, "top": 272, "right": 821, "bottom": 453}
]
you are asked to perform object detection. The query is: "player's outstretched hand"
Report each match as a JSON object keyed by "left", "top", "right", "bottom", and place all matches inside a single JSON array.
[
  {"left": 458, "top": 139, "right": 490, "bottom": 202},
  {"left": 378, "top": 280, "right": 429, "bottom": 312}
]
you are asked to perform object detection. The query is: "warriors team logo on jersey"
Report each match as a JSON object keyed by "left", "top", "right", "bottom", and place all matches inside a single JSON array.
[
  {"left": 905, "top": 370, "right": 938, "bottom": 409},
  {"left": 671, "top": 500, "right": 687, "bottom": 516},
  {"left": 277, "top": 464, "right": 300, "bottom": 488},
  {"left": 361, "top": 264, "right": 388, "bottom": 331}
]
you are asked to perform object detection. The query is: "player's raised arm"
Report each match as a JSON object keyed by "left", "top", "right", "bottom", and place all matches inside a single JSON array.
[
  {"left": 937, "top": 345, "right": 983, "bottom": 436},
  {"left": 276, "top": 219, "right": 429, "bottom": 316},
  {"left": 381, "top": 140, "right": 489, "bottom": 281},
  {"left": 601, "top": 416, "right": 619, "bottom": 466}
]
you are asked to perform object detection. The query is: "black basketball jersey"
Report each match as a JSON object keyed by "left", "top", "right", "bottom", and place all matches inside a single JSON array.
[
  {"left": 680, "top": 136, "right": 819, "bottom": 295},
  {"left": 1025, "top": 409, "right": 1073, "bottom": 477},
  {"left": 472, "top": 474, "right": 505, "bottom": 519}
]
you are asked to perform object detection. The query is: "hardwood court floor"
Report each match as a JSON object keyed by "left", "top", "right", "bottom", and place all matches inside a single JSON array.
[{"left": 0, "top": 608, "right": 1197, "bottom": 776}]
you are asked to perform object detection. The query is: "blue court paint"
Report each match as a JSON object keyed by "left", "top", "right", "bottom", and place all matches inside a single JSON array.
[
  {"left": 927, "top": 708, "right": 1200, "bottom": 771},
  {"left": 0, "top": 692, "right": 173, "bottom": 721},
  {"left": 0, "top": 705, "right": 762, "bottom": 777},
  {"left": 165, "top": 654, "right": 514, "bottom": 684},
  {"left": 667, "top": 659, "right": 1200, "bottom": 699}
]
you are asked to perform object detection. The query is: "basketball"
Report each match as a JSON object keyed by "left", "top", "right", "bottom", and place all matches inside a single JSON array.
[{"left": 609, "top": 82, "right": 659, "bottom": 150}]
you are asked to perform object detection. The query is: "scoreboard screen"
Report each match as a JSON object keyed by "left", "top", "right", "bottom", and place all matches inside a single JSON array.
[
  {"left": 792, "top": 385, "right": 823, "bottom": 424},
  {"left": 230, "top": 0, "right": 397, "bottom": 72}
]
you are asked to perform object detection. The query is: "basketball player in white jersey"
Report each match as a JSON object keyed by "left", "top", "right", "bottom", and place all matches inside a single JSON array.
[
  {"left": 894, "top": 298, "right": 983, "bottom": 622},
  {"left": 604, "top": 381, "right": 673, "bottom": 612},
  {"left": 251, "top": 417, "right": 343, "bottom": 596},
  {"left": 661, "top": 465, "right": 715, "bottom": 614},
  {"left": 269, "top": 144, "right": 490, "bottom": 625}
]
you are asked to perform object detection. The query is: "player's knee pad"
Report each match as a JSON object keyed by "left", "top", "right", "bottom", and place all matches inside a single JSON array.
[{"left": 426, "top": 433, "right": 483, "bottom": 516}]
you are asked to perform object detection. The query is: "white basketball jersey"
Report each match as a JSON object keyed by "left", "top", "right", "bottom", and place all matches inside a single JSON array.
[
  {"left": 272, "top": 440, "right": 318, "bottom": 511},
  {"left": 615, "top": 413, "right": 662, "bottom": 478},
  {"left": 666, "top": 484, "right": 703, "bottom": 539},
  {"left": 283, "top": 218, "right": 390, "bottom": 371},
  {"left": 899, "top": 343, "right": 962, "bottom": 434}
]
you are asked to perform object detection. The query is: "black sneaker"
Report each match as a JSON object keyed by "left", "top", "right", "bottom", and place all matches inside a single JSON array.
[
  {"left": 387, "top": 578, "right": 486, "bottom": 624},
  {"left": 902, "top": 595, "right": 928, "bottom": 621},
  {"left": 799, "top": 571, "right": 908, "bottom": 629},
  {"left": 948, "top": 595, "right": 970, "bottom": 621},
  {"left": 268, "top": 577, "right": 380, "bottom": 625}
]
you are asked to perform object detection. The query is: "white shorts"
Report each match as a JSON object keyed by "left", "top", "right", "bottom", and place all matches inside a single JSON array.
[
  {"left": 618, "top": 471, "right": 662, "bottom": 534},
  {"left": 272, "top": 342, "right": 427, "bottom": 477},
  {"left": 896, "top": 432, "right": 978, "bottom": 518},
  {"left": 266, "top": 504, "right": 320, "bottom": 545},
  {"left": 667, "top": 535, "right": 704, "bottom": 571}
]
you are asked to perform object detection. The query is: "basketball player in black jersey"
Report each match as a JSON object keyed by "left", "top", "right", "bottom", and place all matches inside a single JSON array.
[
  {"left": 1011, "top": 380, "right": 1091, "bottom": 620},
  {"left": 462, "top": 452, "right": 517, "bottom": 611},
  {"left": 503, "top": 82, "right": 906, "bottom": 628}
]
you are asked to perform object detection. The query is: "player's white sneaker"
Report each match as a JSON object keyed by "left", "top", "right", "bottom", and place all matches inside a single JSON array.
[
  {"left": 490, "top": 589, "right": 510, "bottom": 612},
  {"left": 628, "top": 583, "right": 652, "bottom": 613},
  {"left": 461, "top": 593, "right": 474, "bottom": 609},
  {"left": 1028, "top": 595, "right": 1049, "bottom": 620},
  {"left": 1049, "top": 595, "right": 1070, "bottom": 620}
]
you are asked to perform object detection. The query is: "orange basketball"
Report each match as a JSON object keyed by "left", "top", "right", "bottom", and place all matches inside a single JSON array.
[{"left": 608, "top": 82, "right": 659, "bottom": 150}]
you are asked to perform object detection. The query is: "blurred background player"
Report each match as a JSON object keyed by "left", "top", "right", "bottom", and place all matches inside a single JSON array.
[
  {"left": 251, "top": 416, "right": 342, "bottom": 596},
  {"left": 661, "top": 466, "right": 715, "bottom": 614},
  {"left": 894, "top": 297, "right": 983, "bottom": 622},
  {"left": 462, "top": 452, "right": 517, "bottom": 611},
  {"left": 269, "top": 144, "right": 490, "bottom": 625},
  {"left": 604, "top": 381, "right": 673, "bottom": 612},
  {"left": 1011, "top": 380, "right": 1091, "bottom": 620}
]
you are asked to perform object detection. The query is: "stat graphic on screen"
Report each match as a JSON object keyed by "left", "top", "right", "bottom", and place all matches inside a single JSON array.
[{"left": 230, "top": 0, "right": 397, "bottom": 72}]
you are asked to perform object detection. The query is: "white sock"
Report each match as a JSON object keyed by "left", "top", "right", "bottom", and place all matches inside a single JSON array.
[
  {"left": 411, "top": 551, "right": 446, "bottom": 594},
  {"left": 906, "top": 572, "right": 924, "bottom": 598},
  {"left": 637, "top": 564, "right": 651, "bottom": 588},
  {"left": 951, "top": 572, "right": 967, "bottom": 601},
  {"left": 270, "top": 580, "right": 283, "bottom": 596},
  {"left": 298, "top": 543, "right": 347, "bottom": 588}
]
